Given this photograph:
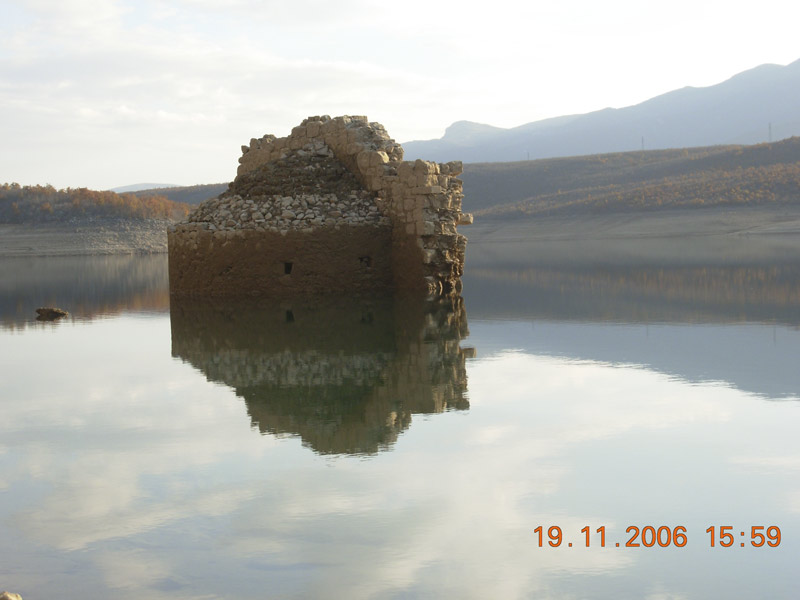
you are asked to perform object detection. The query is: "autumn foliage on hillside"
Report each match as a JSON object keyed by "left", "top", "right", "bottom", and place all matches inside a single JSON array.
[{"left": 0, "top": 183, "right": 192, "bottom": 224}]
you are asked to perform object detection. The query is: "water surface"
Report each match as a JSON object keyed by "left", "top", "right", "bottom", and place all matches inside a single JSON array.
[{"left": 1, "top": 252, "right": 798, "bottom": 599}]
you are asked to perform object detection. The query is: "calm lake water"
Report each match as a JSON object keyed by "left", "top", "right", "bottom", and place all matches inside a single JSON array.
[{"left": 1, "top": 247, "right": 799, "bottom": 599}]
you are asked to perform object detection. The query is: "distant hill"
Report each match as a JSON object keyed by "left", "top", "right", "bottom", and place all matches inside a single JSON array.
[
  {"left": 404, "top": 59, "right": 800, "bottom": 163},
  {"left": 94, "top": 136, "right": 800, "bottom": 224},
  {"left": 131, "top": 183, "right": 228, "bottom": 205},
  {"left": 0, "top": 183, "right": 191, "bottom": 224},
  {"left": 460, "top": 137, "right": 800, "bottom": 219},
  {"left": 110, "top": 183, "right": 179, "bottom": 193}
]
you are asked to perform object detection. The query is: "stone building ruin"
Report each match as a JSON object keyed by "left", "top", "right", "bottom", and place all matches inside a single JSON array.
[{"left": 168, "top": 115, "right": 472, "bottom": 297}]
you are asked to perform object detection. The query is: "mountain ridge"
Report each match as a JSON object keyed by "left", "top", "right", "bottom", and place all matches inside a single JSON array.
[{"left": 403, "top": 59, "right": 800, "bottom": 163}]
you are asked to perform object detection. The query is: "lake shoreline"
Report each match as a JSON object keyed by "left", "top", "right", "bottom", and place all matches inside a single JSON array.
[
  {"left": 0, "top": 219, "right": 171, "bottom": 257},
  {"left": 466, "top": 205, "right": 800, "bottom": 267},
  {"left": 470, "top": 204, "right": 800, "bottom": 239},
  {"left": 3, "top": 205, "right": 800, "bottom": 260}
]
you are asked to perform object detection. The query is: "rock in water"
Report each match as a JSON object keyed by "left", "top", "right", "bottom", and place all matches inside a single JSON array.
[
  {"left": 1, "top": 592, "right": 23, "bottom": 600},
  {"left": 35, "top": 307, "right": 69, "bottom": 320}
]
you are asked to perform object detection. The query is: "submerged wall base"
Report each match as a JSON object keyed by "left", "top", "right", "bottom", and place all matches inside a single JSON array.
[{"left": 168, "top": 224, "right": 394, "bottom": 297}]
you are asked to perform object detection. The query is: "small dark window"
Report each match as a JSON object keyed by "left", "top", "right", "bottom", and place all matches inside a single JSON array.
[
  {"left": 359, "top": 256, "right": 372, "bottom": 268},
  {"left": 284, "top": 262, "right": 293, "bottom": 275},
  {"left": 285, "top": 310, "right": 295, "bottom": 323}
]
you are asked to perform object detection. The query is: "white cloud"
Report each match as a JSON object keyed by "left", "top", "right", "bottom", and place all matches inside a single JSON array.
[
  {"left": 2, "top": 0, "right": 800, "bottom": 187},
  {"left": 0, "top": 2, "right": 450, "bottom": 187},
  {"left": 730, "top": 455, "right": 800, "bottom": 470}
]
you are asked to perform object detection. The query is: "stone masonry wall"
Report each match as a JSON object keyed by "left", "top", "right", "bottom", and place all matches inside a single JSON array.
[{"left": 169, "top": 115, "right": 472, "bottom": 296}]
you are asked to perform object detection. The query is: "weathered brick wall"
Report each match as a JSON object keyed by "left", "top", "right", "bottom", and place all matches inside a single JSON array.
[{"left": 168, "top": 115, "right": 471, "bottom": 296}]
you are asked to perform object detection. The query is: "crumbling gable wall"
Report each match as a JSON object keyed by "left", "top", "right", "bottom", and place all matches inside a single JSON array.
[{"left": 168, "top": 115, "right": 471, "bottom": 297}]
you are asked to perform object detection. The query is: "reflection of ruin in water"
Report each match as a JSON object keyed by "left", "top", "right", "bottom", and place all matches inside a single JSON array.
[{"left": 170, "top": 295, "right": 472, "bottom": 455}]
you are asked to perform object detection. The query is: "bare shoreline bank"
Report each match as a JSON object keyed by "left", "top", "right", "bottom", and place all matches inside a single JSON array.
[
  {"left": 465, "top": 205, "right": 800, "bottom": 267},
  {"left": 3, "top": 206, "right": 800, "bottom": 262},
  {"left": 0, "top": 220, "right": 171, "bottom": 257}
]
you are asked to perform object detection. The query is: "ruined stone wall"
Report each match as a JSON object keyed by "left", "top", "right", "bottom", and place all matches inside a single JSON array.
[
  {"left": 169, "top": 115, "right": 471, "bottom": 297},
  {"left": 168, "top": 225, "right": 393, "bottom": 296}
]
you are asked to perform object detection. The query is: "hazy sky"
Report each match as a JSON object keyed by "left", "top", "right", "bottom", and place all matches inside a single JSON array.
[{"left": 2, "top": 0, "right": 799, "bottom": 190}]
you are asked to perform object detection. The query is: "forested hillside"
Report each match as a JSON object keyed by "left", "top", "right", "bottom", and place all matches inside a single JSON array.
[{"left": 0, "top": 183, "right": 191, "bottom": 224}]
